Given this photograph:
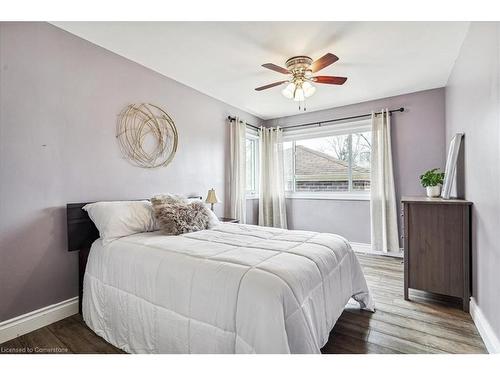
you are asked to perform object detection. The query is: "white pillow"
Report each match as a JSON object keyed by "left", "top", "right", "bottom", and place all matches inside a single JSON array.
[
  {"left": 83, "top": 200, "right": 158, "bottom": 245},
  {"left": 206, "top": 208, "right": 220, "bottom": 228}
]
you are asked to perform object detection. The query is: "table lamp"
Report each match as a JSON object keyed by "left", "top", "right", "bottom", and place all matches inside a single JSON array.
[{"left": 205, "top": 188, "right": 219, "bottom": 211}]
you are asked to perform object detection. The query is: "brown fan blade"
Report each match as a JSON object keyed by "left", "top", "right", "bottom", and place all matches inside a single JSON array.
[
  {"left": 311, "top": 76, "right": 347, "bottom": 85},
  {"left": 262, "top": 63, "right": 290, "bottom": 74},
  {"left": 310, "top": 53, "right": 339, "bottom": 73},
  {"left": 255, "top": 81, "right": 287, "bottom": 91}
]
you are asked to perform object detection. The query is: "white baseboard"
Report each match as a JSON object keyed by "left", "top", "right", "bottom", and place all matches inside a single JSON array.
[
  {"left": 470, "top": 297, "right": 500, "bottom": 354},
  {"left": 351, "top": 242, "right": 403, "bottom": 258},
  {"left": 350, "top": 242, "right": 372, "bottom": 253},
  {"left": 0, "top": 297, "right": 78, "bottom": 344}
]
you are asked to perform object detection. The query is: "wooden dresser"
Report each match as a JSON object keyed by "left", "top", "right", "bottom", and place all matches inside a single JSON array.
[{"left": 401, "top": 196, "right": 472, "bottom": 311}]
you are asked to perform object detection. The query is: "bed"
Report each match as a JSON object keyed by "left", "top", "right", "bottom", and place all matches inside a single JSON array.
[{"left": 67, "top": 203, "right": 374, "bottom": 354}]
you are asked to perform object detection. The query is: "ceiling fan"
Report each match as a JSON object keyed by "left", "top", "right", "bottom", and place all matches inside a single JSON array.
[{"left": 255, "top": 53, "right": 347, "bottom": 110}]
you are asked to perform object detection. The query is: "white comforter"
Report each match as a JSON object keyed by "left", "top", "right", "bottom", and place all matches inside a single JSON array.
[{"left": 83, "top": 223, "right": 374, "bottom": 354}]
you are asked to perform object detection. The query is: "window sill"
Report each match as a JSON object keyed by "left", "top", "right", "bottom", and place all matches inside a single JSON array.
[
  {"left": 285, "top": 192, "right": 370, "bottom": 201},
  {"left": 245, "top": 193, "right": 370, "bottom": 201}
]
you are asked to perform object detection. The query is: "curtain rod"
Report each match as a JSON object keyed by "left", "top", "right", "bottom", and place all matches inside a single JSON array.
[
  {"left": 281, "top": 107, "right": 405, "bottom": 131},
  {"left": 228, "top": 107, "right": 405, "bottom": 132},
  {"left": 226, "top": 116, "right": 260, "bottom": 131}
]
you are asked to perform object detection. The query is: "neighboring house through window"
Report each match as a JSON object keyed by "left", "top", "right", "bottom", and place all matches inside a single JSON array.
[
  {"left": 244, "top": 119, "right": 371, "bottom": 200},
  {"left": 283, "top": 119, "right": 372, "bottom": 200}
]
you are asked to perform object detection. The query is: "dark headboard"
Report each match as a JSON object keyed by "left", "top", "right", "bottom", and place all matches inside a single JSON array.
[
  {"left": 67, "top": 203, "right": 99, "bottom": 252},
  {"left": 66, "top": 196, "right": 203, "bottom": 252}
]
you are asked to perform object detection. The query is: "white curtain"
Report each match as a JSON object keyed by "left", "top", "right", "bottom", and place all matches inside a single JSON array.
[
  {"left": 259, "top": 127, "right": 287, "bottom": 229},
  {"left": 370, "top": 109, "right": 399, "bottom": 253},
  {"left": 229, "top": 118, "right": 247, "bottom": 223}
]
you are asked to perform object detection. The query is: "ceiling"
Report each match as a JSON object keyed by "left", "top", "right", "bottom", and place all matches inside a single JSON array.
[{"left": 52, "top": 22, "right": 469, "bottom": 120}]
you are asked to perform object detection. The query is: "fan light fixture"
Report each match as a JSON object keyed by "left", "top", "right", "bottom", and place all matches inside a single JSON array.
[
  {"left": 282, "top": 81, "right": 316, "bottom": 101},
  {"left": 255, "top": 53, "right": 347, "bottom": 112}
]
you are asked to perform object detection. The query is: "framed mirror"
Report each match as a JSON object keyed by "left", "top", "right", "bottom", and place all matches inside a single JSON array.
[{"left": 441, "top": 132, "right": 464, "bottom": 199}]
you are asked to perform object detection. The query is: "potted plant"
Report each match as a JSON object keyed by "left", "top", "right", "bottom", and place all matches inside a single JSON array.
[{"left": 420, "top": 168, "right": 445, "bottom": 197}]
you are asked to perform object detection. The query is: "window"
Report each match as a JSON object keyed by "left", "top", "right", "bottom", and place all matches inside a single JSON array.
[
  {"left": 283, "top": 120, "right": 371, "bottom": 199},
  {"left": 246, "top": 131, "right": 259, "bottom": 197}
]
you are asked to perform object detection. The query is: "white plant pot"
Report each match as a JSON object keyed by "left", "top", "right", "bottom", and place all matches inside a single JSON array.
[{"left": 426, "top": 185, "right": 441, "bottom": 198}]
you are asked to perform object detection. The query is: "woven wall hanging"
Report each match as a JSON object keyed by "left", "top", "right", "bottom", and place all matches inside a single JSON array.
[{"left": 116, "top": 103, "right": 178, "bottom": 168}]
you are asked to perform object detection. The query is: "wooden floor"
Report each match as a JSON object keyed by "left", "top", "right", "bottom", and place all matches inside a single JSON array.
[
  {"left": 0, "top": 254, "right": 487, "bottom": 354},
  {"left": 322, "top": 254, "right": 486, "bottom": 354}
]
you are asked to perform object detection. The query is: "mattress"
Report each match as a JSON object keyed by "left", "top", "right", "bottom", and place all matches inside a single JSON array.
[{"left": 82, "top": 223, "right": 374, "bottom": 353}]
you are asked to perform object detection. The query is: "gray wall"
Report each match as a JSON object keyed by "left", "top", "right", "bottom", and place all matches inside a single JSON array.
[
  {"left": 445, "top": 23, "right": 500, "bottom": 340},
  {"left": 265, "top": 88, "right": 447, "bottom": 244},
  {"left": 0, "top": 22, "right": 260, "bottom": 321}
]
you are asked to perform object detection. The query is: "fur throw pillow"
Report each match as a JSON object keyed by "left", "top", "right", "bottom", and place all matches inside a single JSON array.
[
  {"left": 151, "top": 197, "right": 212, "bottom": 235},
  {"left": 151, "top": 193, "right": 188, "bottom": 205}
]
